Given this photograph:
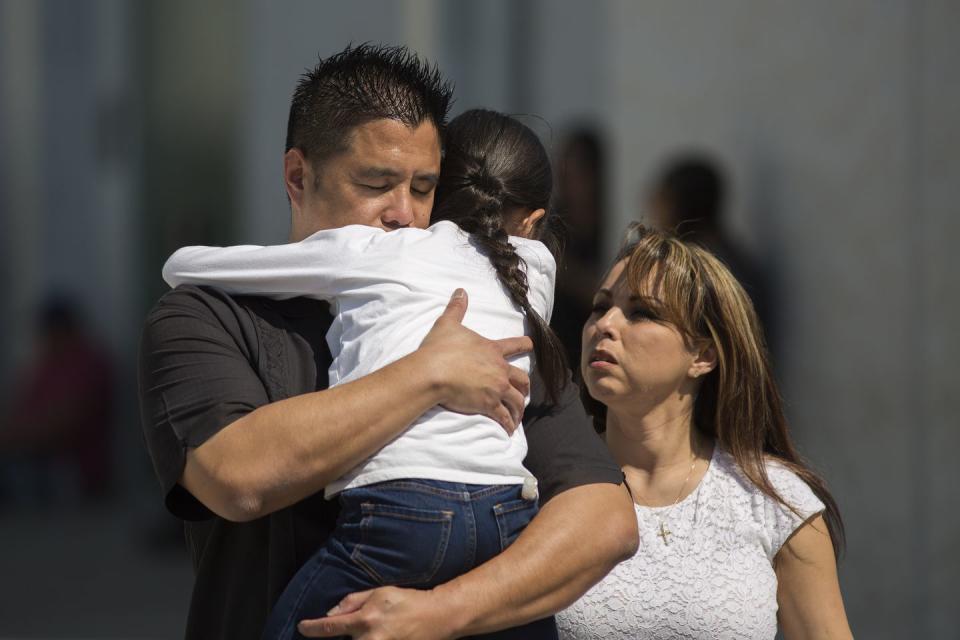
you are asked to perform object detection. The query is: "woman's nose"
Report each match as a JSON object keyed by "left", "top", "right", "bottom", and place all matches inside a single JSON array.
[
  {"left": 585, "top": 307, "right": 616, "bottom": 337},
  {"left": 590, "top": 308, "right": 619, "bottom": 338}
]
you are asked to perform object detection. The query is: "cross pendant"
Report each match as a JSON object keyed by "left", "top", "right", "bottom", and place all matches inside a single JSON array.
[{"left": 657, "top": 521, "right": 673, "bottom": 545}]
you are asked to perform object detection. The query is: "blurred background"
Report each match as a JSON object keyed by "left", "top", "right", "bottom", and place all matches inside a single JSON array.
[{"left": 1, "top": 0, "right": 957, "bottom": 637}]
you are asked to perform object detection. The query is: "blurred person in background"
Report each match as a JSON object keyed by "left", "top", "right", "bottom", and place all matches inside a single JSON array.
[
  {"left": 647, "top": 153, "right": 774, "bottom": 346},
  {"left": 556, "top": 224, "right": 851, "bottom": 639},
  {"left": 139, "top": 44, "right": 635, "bottom": 640},
  {"left": 0, "top": 296, "right": 113, "bottom": 505},
  {"left": 551, "top": 127, "right": 608, "bottom": 380}
]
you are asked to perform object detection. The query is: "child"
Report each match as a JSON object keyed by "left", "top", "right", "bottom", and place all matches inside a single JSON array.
[{"left": 164, "top": 109, "right": 567, "bottom": 640}]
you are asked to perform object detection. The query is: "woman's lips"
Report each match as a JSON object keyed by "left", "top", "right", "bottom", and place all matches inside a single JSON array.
[{"left": 588, "top": 349, "right": 617, "bottom": 369}]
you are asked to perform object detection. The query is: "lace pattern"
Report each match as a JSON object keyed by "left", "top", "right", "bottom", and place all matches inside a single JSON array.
[{"left": 556, "top": 449, "right": 825, "bottom": 639}]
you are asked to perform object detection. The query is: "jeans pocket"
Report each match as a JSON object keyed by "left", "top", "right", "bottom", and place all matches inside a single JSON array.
[
  {"left": 493, "top": 498, "right": 538, "bottom": 551},
  {"left": 350, "top": 502, "right": 454, "bottom": 587}
]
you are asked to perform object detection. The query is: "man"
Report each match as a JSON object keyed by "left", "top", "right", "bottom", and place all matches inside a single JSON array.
[{"left": 139, "top": 44, "right": 637, "bottom": 640}]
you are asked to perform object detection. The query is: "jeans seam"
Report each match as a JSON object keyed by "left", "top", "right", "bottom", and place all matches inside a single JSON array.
[
  {"left": 268, "top": 549, "right": 330, "bottom": 639},
  {"left": 361, "top": 480, "right": 519, "bottom": 500},
  {"left": 350, "top": 510, "right": 454, "bottom": 586},
  {"left": 494, "top": 500, "right": 536, "bottom": 516},
  {"left": 360, "top": 502, "right": 454, "bottom": 522},
  {"left": 494, "top": 501, "right": 538, "bottom": 551}
]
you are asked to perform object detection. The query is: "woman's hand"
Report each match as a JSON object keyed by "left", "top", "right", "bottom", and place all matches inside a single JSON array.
[{"left": 417, "top": 289, "right": 532, "bottom": 433}]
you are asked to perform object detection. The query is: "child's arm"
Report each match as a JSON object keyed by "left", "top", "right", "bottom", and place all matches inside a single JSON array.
[{"left": 162, "top": 226, "right": 384, "bottom": 300}]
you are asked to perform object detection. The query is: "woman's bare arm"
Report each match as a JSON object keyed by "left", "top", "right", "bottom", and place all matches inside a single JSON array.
[{"left": 775, "top": 514, "right": 853, "bottom": 639}]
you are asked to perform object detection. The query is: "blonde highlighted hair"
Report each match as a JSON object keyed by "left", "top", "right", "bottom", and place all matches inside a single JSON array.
[{"left": 583, "top": 223, "right": 844, "bottom": 557}]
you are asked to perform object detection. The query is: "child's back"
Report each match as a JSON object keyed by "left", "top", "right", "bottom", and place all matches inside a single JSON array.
[{"left": 163, "top": 219, "right": 556, "bottom": 497}]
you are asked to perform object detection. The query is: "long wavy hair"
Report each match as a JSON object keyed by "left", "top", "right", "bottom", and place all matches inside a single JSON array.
[
  {"left": 583, "top": 223, "right": 845, "bottom": 557},
  {"left": 432, "top": 109, "right": 568, "bottom": 403}
]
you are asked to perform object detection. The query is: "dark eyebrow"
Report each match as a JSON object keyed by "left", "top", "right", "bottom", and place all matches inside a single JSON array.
[
  {"left": 354, "top": 167, "right": 402, "bottom": 180},
  {"left": 413, "top": 173, "right": 439, "bottom": 186},
  {"left": 354, "top": 167, "right": 439, "bottom": 186}
]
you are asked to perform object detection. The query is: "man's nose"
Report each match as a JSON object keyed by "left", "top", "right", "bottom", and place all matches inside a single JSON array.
[{"left": 381, "top": 189, "right": 415, "bottom": 229}]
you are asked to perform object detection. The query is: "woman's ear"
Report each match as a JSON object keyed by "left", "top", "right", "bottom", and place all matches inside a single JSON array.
[{"left": 689, "top": 343, "right": 718, "bottom": 378}]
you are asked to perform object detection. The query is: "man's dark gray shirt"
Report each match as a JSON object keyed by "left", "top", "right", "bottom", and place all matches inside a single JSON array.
[{"left": 138, "top": 284, "right": 622, "bottom": 640}]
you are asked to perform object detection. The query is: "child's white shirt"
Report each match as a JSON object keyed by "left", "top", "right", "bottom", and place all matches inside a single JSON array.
[{"left": 163, "top": 220, "right": 556, "bottom": 497}]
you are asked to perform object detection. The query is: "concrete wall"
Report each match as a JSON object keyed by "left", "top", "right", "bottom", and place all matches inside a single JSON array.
[{"left": 599, "top": 2, "right": 959, "bottom": 636}]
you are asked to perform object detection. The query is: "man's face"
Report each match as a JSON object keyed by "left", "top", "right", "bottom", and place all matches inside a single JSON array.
[{"left": 288, "top": 119, "right": 441, "bottom": 239}]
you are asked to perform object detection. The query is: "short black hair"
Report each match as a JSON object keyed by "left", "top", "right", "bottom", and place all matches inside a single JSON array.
[{"left": 285, "top": 43, "right": 453, "bottom": 166}]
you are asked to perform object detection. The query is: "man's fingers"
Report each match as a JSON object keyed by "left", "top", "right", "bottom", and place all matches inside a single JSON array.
[
  {"left": 298, "top": 613, "right": 360, "bottom": 637},
  {"left": 496, "top": 335, "right": 534, "bottom": 358},
  {"left": 438, "top": 288, "right": 468, "bottom": 324},
  {"left": 326, "top": 589, "right": 374, "bottom": 616},
  {"left": 502, "top": 385, "right": 526, "bottom": 428},
  {"left": 507, "top": 365, "right": 531, "bottom": 398},
  {"left": 491, "top": 405, "right": 515, "bottom": 434}
]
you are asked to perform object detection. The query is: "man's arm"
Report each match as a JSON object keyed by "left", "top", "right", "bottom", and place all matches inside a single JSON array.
[
  {"left": 299, "top": 373, "right": 639, "bottom": 639},
  {"left": 140, "top": 287, "right": 531, "bottom": 522},
  {"left": 301, "top": 483, "right": 636, "bottom": 639}
]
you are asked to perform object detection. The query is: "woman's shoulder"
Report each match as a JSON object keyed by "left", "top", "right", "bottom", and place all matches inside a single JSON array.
[
  {"left": 713, "top": 449, "right": 822, "bottom": 508},
  {"left": 711, "top": 447, "right": 825, "bottom": 557}
]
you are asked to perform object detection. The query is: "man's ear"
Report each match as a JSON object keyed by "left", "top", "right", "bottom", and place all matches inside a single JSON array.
[
  {"left": 689, "top": 342, "right": 718, "bottom": 379},
  {"left": 520, "top": 208, "right": 547, "bottom": 237},
  {"left": 284, "top": 148, "right": 309, "bottom": 210}
]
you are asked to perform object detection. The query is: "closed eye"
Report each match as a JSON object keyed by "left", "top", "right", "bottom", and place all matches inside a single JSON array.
[{"left": 628, "top": 305, "right": 659, "bottom": 321}]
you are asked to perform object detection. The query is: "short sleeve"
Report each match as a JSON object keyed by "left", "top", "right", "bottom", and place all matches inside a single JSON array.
[
  {"left": 516, "top": 240, "right": 557, "bottom": 324},
  {"left": 523, "top": 369, "right": 623, "bottom": 504},
  {"left": 762, "top": 461, "right": 826, "bottom": 558},
  {"left": 138, "top": 285, "right": 270, "bottom": 521}
]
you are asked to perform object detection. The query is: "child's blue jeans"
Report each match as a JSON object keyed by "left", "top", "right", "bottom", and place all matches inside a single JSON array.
[{"left": 262, "top": 479, "right": 556, "bottom": 640}]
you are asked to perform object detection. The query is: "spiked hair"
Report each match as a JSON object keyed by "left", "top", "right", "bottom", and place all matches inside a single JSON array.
[{"left": 285, "top": 43, "right": 453, "bottom": 166}]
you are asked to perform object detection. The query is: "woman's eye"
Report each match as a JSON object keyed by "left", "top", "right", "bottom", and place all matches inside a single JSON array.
[
  {"left": 590, "top": 304, "right": 609, "bottom": 315},
  {"left": 629, "top": 307, "right": 655, "bottom": 320},
  {"left": 361, "top": 184, "right": 389, "bottom": 192}
]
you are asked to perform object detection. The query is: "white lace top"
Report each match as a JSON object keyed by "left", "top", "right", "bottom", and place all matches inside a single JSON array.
[{"left": 556, "top": 448, "right": 825, "bottom": 639}]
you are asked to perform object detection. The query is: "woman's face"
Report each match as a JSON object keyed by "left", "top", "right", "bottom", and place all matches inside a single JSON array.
[{"left": 581, "top": 259, "right": 704, "bottom": 413}]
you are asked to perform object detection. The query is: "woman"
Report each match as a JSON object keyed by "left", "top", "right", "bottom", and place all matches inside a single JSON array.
[
  {"left": 556, "top": 224, "right": 852, "bottom": 639},
  {"left": 164, "top": 109, "right": 566, "bottom": 640}
]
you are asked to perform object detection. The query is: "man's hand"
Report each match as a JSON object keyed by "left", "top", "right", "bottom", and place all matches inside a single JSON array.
[
  {"left": 418, "top": 289, "right": 532, "bottom": 433},
  {"left": 297, "top": 587, "right": 454, "bottom": 640}
]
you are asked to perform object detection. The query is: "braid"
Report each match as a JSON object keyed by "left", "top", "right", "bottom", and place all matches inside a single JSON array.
[
  {"left": 432, "top": 108, "right": 570, "bottom": 403},
  {"left": 457, "top": 195, "right": 568, "bottom": 404},
  {"left": 458, "top": 210, "right": 530, "bottom": 311}
]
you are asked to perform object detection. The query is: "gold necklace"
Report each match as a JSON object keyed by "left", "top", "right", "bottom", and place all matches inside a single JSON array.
[{"left": 634, "top": 455, "right": 698, "bottom": 546}]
